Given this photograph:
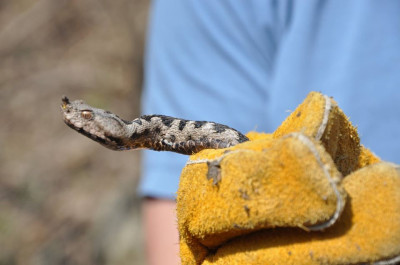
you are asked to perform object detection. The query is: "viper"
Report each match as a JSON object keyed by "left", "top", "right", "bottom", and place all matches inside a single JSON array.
[{"left": 61, "top": 96, "right": 249, "bottom": 155}]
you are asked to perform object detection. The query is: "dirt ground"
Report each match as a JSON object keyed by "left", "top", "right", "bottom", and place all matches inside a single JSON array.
[{"left": 0, "top": 1, "right": 149, "bottom": 264}]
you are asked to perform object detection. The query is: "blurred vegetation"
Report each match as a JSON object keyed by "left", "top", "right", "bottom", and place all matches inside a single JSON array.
[{"left": 0, "top": 0, "right": 149, "bottom": 264}]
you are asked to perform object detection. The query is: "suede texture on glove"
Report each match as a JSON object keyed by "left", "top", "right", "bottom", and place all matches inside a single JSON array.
[
  {"left": 176, "top": 92, "right": 397, "bottom": 265},
  {"left": 201, "top": 162, "right": 400, "bottom": 265}
]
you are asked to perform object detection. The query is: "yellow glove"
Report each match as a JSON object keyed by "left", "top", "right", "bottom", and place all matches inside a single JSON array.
[{"left": 177, "top": 92, "right": 399, "bottom": 264}]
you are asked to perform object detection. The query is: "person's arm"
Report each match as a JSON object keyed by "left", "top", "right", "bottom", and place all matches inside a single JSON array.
[{"left": 139, "top": 1, "right": 278, "bottom": 264}]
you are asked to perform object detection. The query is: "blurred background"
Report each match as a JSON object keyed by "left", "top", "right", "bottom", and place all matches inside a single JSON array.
[{"left": 0, "top": 0, "right": 150, "bottom": 264}]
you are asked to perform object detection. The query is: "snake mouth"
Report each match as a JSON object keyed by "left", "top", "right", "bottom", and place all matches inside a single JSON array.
[
  {"left": 63, "top": 118, "right": 127, "bottom": 151},
  {"left": 63, "top": 120, "right": 108, "bottom": 146}
]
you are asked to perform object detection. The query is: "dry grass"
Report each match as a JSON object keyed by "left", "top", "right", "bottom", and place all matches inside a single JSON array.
[{"left": 0, "top": 1, "right": 149, "bottom": 264}]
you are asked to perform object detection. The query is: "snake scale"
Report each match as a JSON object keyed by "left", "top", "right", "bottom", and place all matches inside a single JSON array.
[{"left": 61, "top": 96, "right": 249, "bottom": 155}]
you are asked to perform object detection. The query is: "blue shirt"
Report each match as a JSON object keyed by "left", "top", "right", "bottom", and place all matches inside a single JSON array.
[{"left": 139, "top": 0, "right": 400, "bottom": 199}]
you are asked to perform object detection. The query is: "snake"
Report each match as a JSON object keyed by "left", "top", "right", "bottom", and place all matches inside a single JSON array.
[{"left": 61, "top": 96, "right": 249, "bottom": 155}]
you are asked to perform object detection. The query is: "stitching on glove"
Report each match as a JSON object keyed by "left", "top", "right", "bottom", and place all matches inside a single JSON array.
[
  {"left": 284, "top": 132, "right": 344, "bottom": 231},
  {"left": 373, "top": 254, "right": 400, "bottom": 265},
  {"left": 315, "top": 94, "right": 332, "bottom": 140}
]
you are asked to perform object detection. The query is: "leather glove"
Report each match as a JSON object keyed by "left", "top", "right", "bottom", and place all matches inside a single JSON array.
[{"left": 177, "top": 92, "right": 399, "bottom": 264}]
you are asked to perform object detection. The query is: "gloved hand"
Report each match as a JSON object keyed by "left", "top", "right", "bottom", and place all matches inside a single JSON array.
[{"left": 177, "top": 92, "right": 399, "bottom": 265}]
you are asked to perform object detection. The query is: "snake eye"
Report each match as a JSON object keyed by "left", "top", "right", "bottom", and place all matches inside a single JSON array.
[{"left": 81, "top": 110, "right": 93, "bottom": 120}]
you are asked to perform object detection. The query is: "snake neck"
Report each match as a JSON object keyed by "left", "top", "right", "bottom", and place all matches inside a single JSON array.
[{"left": 126, "top": 115, "right": 249, "bottom": 154}]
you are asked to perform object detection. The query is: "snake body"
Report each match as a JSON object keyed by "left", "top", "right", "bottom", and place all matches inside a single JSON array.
[{"left": 61, "top": 96, "right": 249, "bottom": 155}]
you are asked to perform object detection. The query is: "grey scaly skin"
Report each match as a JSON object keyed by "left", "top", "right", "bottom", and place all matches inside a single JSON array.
[{"left": 61, "top": 96, "right": 249, "bottom": 155}]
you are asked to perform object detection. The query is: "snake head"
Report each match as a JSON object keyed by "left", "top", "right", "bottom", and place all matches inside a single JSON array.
[{"left": 61, "top": 96, "right": 131, "bottom": 150}]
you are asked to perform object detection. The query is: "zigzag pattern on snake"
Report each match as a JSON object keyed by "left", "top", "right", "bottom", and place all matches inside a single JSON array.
[{"left": 61, "top": 96, "right": 249, "bottom": 155}]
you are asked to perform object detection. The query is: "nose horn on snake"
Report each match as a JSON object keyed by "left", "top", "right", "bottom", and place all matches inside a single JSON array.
[{"left": 61, "top": 96, "right": 70, "bottom": 109}]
